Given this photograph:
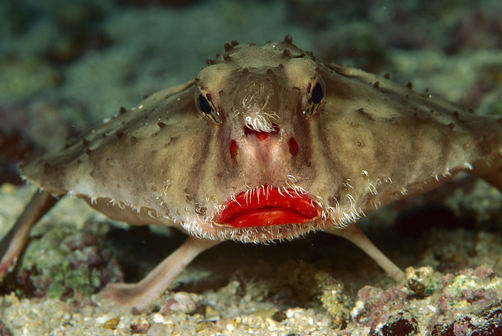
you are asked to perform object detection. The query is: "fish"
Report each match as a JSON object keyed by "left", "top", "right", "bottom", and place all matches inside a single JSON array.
[{"left": 1, "top": 35, "right": 501, "bottom": 310}]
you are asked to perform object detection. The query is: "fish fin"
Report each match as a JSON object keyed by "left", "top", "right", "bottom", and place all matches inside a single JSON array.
[
  {"left": 0, "top": 190, "right": 58, "bottom": 281},
  {"left": 100, "top": 236, "right": 219, "bottom": 310},
  {"left": 326, "top": 224, "right": 405, "bottom": 283}
]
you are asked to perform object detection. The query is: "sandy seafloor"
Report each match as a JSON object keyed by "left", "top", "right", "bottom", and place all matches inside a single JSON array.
[{"left": 1, "top": 0, "right": 502, "bottom": 335}]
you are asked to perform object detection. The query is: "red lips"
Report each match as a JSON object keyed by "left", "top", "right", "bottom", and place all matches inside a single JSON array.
[{"left": 215, "top": 187, "right": 320, "bottom": 228}]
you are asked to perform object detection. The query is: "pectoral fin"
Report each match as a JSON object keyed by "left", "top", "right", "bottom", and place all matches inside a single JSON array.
[
  {"left": 100, "top": 236, "right": 220, "bottom": 310},
  {"left": 0, "top": 190, "right": 58, "bottom": 280},
  {"left": 326, "top": 224, "right": 405, "bottom": 283}
]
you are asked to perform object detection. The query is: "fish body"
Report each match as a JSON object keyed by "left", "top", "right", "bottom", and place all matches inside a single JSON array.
[{"left": 1, "top": 36, "right": 502, "bottom": 309}]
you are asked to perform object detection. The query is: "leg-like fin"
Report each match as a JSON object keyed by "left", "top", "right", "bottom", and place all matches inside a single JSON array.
[
  {"left": 326, "top": 224, "right": 405, "bottom": 283},
  {"left": 0, "top": 190, "right": 58, "bottom": 280},
  {"left": 100, "top": 236, "right": 220, "bottom": 310}
]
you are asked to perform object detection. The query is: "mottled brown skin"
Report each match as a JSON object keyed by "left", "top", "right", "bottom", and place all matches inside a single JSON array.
[{"left": 1, "top": 36, "right": 502, "bottom": 309}]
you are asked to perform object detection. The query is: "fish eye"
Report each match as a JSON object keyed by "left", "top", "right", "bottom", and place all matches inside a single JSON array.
[
  {"left": 305, "top": 75, "right": 326, "bottom": 117},
  {"left": 311, "top": 81, "right": 324, "bottom": 104},
  {"left": 198, "top": 94, "right": 212, "bottom": 114},
  {"left": 195, "top": 87, "right": 221, "bottom": 124}
]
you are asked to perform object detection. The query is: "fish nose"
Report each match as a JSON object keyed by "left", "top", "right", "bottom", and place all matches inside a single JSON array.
[
  {"left": 228, "top": 126, "right": 280, "bottom": 159},
  {"left": 243, "top": 126, "right": 299, "bottom": 155},
  {"left": 244, "top": 126, "right": 278, "bottom": 141},
  {"left": 229, "top": 125, "right": 299, "bottom": 159}
]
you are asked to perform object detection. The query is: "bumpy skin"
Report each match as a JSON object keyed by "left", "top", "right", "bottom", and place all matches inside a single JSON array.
[
  {"left": 20, "top": 38, "right": 502, "bottom": 241},
  {"left": 5, "top": 36, "right": 502, "bottom": 308}
]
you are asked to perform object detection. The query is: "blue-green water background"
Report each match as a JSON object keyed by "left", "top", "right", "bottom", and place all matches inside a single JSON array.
[{"left": 1, "top": 0, "right": 501, "bottom": 151}]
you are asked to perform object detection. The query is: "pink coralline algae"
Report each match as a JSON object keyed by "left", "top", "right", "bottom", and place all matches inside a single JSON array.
[{"left": 351, "top": 265, "right": 502, "bottom": 335}]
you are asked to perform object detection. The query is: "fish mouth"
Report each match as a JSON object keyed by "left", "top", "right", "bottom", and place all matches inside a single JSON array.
[{"left": 214, "top": 187, "right": 321, "bottom": 228}]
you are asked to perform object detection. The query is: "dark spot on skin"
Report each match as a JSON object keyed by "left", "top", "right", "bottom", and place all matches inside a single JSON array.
[
  {"left": 282, "top": 49, "right": 291, "bottom": 58},
  {"left": 406, "top": 82, "right": 413, "bottom": 89},
  {"left": 453, "top": 111, "right": 460, "bottom": 119},
  {"left": 131, "top": 136, "right": 137, "bottom": 144},
  {"left": 373, "top": 81, "right": 380, "bottom": 88},
  {"left": 384, "top": 73, "right": 390, "bottom": 79},
  {"left": 389, "top": 118, "right": 397, "bottom": 125},
  {"left": 158, "top": 122, "right": 166, "bottom": 128},
  {"left": 358, "top": 108, "right": 375, "bottom": 121},
  {"left": 77, "top": 160, "right": 82, "bottom": 164},
  {"left": 328, "top": 196, "right": 340, "bottom": 207},
  {"left": 119, "top": 106, "right": 127, "bottom": 114},
  {"left": 143, "top": 94, "right": 149, "bottom": 99},
  {"left": 82, "top": 139, "right": 90, "bottom": 147},
  {"left": 195, "top": 204, "right": 207, "bottom": 216},
  {"left": 116, "top": 130, "right": 124, "bottom": 139}
]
